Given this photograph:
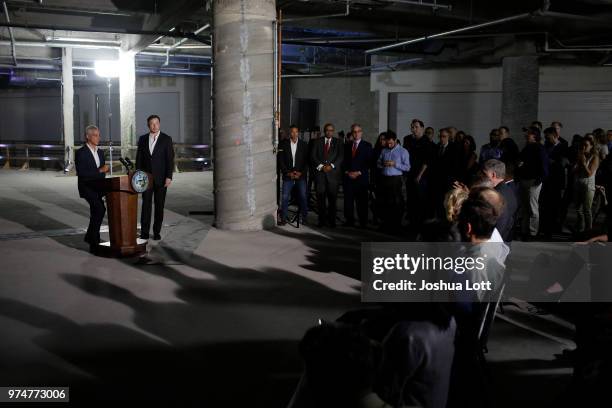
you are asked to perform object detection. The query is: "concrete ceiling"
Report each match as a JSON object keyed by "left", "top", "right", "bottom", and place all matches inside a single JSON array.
[{"left": 0, "top": 0, "right": 611, "bottom": 83}]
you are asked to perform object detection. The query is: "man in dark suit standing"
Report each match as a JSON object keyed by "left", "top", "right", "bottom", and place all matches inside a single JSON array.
[
  {"left": 311, "top": 123, "right": 344, "bottom": 227},
  {"left": 430, "top": 128, "right": 457, "bottom": 218},
  {"left": 75, "top": 125, "right": 109, "bottom": 253},
  {"left": 541, "top": 126, "right": 569, "bottom": 238},
  {"left": 135, "top": 115, "right": 174, "bottom": 240},
  {"left": 483, "top": 159, "right": 518, "bottom": 242},
  {"left": 342, "top": 124, "right": 373, "bottom": 228},
  {"left": 277, "top": 125, "right": 309, "bottom": 225}
]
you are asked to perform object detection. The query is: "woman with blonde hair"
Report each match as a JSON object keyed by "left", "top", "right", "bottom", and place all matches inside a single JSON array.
[
  {"left": 573, "top": 135, "right": 600, "bottom": 232},
  {"left": 444, "top": 187, "right": 469, "bottom": 223}
]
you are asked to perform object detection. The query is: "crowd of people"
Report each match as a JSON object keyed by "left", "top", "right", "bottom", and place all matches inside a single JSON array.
[
  {"left": 279, "top": 119, "right": 612, "bottom": 408},
  {"left": 277, "top": 119, "right": 612, "bottom": 242}
]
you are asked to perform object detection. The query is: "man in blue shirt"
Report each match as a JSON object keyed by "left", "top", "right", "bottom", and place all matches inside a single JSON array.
[{"left": 377, "top": 131, "right": 410, "bottom": 232}]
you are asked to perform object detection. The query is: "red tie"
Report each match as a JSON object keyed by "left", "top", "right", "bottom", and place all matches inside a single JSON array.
[
  {"left": 324, "top": 139, "right": 330, "bottom": 158},
  {"left": 352, "top": 142, "right": 358, "bottom": 158}
]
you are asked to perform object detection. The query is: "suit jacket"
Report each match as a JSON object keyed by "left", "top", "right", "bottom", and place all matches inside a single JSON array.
[
  {"left": 343, "top": 139, "right": 373, "bottom": 185},
  {"left": 495, "top": 181, "right": 519, "bottom": 242},
  {"left": 75, "top": 144, "right": 106, "bottom": 199},
  {"left": 311, "top": 136, "right": 344, "bottom": 187},
  {"left": 135, "top": 132, "right": 174, "bottom": 187},
  {"left": 544, "top": 142, "right": 569, "bottom": 191},
  {"left": 430, "top": 142, "right": 458, "bottom": 189},
  {"left": 277, "top": 138, "right": 309, "bottom": 180}
]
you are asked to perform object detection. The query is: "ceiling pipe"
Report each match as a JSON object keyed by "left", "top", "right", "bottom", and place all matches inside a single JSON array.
[
  {"left": 0, "top": 63, "right": 93, "bottom": 70},
  {"left": 283, "top": 31, "right": 546, "bottom": 44},
  {"left": 163, "top": 23, "right": 210, "bottom": 66},
  {"left": 282, "top": 56, "right": 422, "bottom": 78},
  {"left": 0, "top": 63, "right": 210, "bottom": 77},
  {"left": 377, "top": 0, "right": 451, "bottom": 11},
  {"left": 365, "top": 10, "right": 540, "bottom": 54},
  {"left": 544, "top": 33, "right": 612, "bottom": 52},
  {"left": 0, "top": 21, "right": 211, "bottom": 42},
  {"left": 2, "top": 2, "right": 17, "bottom": 66},
  {"left": 147, "top": 44, "right": 211, "bottom": 49},
  {"left": 0, "top": 39, "right": 120, "bottom": 49},
  {"left": 139, "top": 51, "right": 211, "bottom": 59},
  {"left": 168, "top": 24, "right": 210, "bottom": 50},
  {"left": 283, "top": 0, "right": 350, "bottom": 22}
]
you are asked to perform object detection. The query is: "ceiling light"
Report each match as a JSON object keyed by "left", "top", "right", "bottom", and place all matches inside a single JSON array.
[{"left": 94, "top": 60, "right": 121, "bottom": 78}]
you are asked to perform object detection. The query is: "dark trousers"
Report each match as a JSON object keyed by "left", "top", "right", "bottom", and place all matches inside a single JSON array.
[
  {"left": 281, "top": 178, "right": 308, "bottom": 221},
  {"left": 141, "top": 185, "right": 167, "bottom": 236},
  {"left": 381, "top": 175, "right": 404, "bottom": 231},
  {"left": 84, "top": 194, "right": 106, "bottom": 245},
  {"left": 405, "top": 173, "right": 428, "bottom": 230},
  {"left": 344, "top": 178, "right": 369, "bottom": 226},
  {"left": 540, "top": 184, "right": 564, "bottom": 236}
]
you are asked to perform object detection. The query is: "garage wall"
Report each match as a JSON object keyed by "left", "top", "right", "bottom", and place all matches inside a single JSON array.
[
  {"left": 0, "top": 75, "right": 211, "bottom": 145},
  {"left": 0, "top": 88, "right": 63, "bottom": 142},
  {"left": 375, "top": 66, "right": 612, "bottom": 148},
  {"left": 389, "top": 92, "right": 502, "bottom": 147},
  {"left": 281, "top": 76, "right": 379, "bottom": 143}
]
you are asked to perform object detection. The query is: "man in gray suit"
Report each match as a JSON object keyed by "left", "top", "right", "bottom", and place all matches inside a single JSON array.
[{"left": 310, "top": 123, "right": 344, "bottom": 227}]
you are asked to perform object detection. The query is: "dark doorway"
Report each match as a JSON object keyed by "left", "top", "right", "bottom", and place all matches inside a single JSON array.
[{"left": 296, "top": 98, "right": 319, "bottom": 131}]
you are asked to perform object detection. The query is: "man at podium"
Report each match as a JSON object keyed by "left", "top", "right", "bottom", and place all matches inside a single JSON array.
[
  {"left": 135, "top": 114, "right": 174, "bottom": 241},
  {"left": 75, "top": 125, "right": 110, "bottom": 253}
]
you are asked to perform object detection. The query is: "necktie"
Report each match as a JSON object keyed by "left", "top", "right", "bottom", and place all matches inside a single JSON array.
[
  {"left": 324, "top": 139, "right": 330, "bottom": 158},
  {"left": 352, "top": 142, "right": 358, "bottom": 158}
]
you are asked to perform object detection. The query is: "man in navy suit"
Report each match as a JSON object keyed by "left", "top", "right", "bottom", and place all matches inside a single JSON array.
[
  {"left": 135, "top": 115, "right": 174, "bottom": 240},
  {"left": 342, "top": 124, "right": 373, "bottom": 228},
  {"left": 277, "top": 125, "right": 309, "bottom": 225},
  {"left": 311, "top": 123, "right": 344, "bottom": 227},
  {"left": 75, "top": 125, "right": 109, "bottom": 252}
]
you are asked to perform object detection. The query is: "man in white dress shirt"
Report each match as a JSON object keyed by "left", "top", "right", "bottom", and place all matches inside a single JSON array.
[
  {"left": 135, "top": 115, "right": 174, "bottom": 240},
  {"left": 75, "top": 125, "right": 110, "bottom": 253}
]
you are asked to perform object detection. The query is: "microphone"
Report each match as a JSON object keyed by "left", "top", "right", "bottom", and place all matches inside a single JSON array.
[
  {"left": 119, "top": 157, "right": 130, "bottom": 172},
  {"left": 125, "top": 157, "right": 135, "bottom": 170}
]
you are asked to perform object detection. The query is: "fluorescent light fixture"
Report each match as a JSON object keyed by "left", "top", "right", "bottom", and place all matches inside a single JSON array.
[
  {"left": 94, "top": 60, "right": 121, "bottom": 78},
  {"left": 45, "top": 36, "right": 121, "bottom": 44}
]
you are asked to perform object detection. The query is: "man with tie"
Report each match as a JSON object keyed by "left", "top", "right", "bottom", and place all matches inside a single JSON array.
[
  {"left": 311, "top": 123, "right": 344, "bottom": 227},
  {"left": 277, "top": 125, "right": 309, "bottom": 225},
  {"left": 75, "top": 125, "right": 110, "bottom": 253},
  {"left": 135, "top": 115, "right": 175, "bottom": 240},
  {"left": 342, "top": 124, "right": 373, "bottom": 228}
]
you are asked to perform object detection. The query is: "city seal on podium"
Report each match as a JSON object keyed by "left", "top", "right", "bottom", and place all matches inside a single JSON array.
[{"left": 131, "top": 170, "right": 149, "bottom": 193}]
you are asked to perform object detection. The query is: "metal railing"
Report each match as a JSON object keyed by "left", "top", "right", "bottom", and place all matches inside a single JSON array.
[{"left": 0, "top": 142, "right": 212, "bottom": 172}]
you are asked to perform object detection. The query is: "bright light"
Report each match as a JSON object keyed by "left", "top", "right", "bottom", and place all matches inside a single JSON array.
[
  {"left": 46, "top": 36, "right": 121, "bottom": 45},
  {"left": 94, "top": 60, "right": 121, "bottom": 78}
]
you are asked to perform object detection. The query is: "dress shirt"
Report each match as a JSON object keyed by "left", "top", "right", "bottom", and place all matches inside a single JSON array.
[
  {"left": 377, "top": 144, "right": 411, "bottom": 176},
  {"left": 149, "top": 131, "right": 160, "bottom": 155},
  {"left": 290, "top": 139, "right": 298, "bottom": 167},
  {"left": 87, "top": 143, "right": 100, "bottom": 168}
]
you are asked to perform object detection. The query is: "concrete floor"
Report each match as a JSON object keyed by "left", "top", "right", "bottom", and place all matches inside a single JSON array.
[{"left": 0, "top": 169, "right": 575, "bottom": 406}]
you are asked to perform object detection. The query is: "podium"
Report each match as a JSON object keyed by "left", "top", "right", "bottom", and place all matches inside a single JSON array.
[{"left": 94, "top": 171, "right": 151, "bottom": 257}]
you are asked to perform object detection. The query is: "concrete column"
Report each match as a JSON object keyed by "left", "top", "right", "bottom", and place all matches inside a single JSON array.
[
  {"left": 119, "top": 50, "right": 136, "bottom": 157},
  {"left": 501, "top": 56, "right": 539, "bottom": 143},
  {"left": 213, "top": 0, "right": 277, "bottom": 231},
  {"left": 61, "top": 47, "right": 74, "bottom": 168}
]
